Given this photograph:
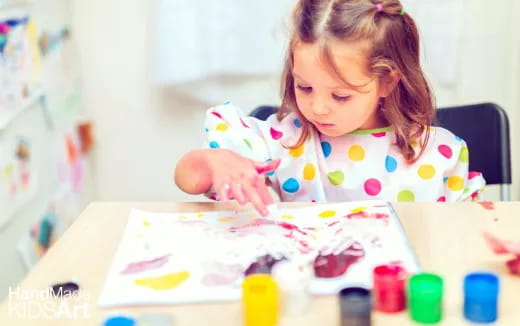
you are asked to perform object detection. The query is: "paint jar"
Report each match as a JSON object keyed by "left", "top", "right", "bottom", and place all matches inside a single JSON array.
[
  {"left": 373, "top": 264, "right": 407, "bottom": 313},
  {"left": 271, "top": 260, "right": 312, "bottom": 316},
  {"left": 242, "top": 274, "right": 279, "bottom": 326},
  {"left": 464, "top": 272, "right": 499, "bottom": 323},
  {"left": 409, "top": 273, "right": 443, "bottom": 324},
  {"left": 339, "top": 287, "right": 372, "bottom": 326}
]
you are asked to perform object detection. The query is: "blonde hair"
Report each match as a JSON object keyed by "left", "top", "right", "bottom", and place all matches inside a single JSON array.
[{"left": 279, "top": 0, "right": 435, "bottom": 163}]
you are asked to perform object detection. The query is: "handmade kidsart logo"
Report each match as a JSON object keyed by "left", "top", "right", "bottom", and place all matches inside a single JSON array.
[{"left": 8, "top": 286, "right": 90, "bottom": 320}]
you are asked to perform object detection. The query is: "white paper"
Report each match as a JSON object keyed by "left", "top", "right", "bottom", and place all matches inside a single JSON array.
[{"left": 99, "top": 200, "right": 419, "bottom": 307}]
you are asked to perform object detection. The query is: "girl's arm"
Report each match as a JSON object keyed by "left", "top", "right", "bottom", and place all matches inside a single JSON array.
[
  {"left": 174, "top": 149, "right": 281, "bottom": 215},
  {"left": 174, "top": 149, "right": 214, "bottom": 195}
]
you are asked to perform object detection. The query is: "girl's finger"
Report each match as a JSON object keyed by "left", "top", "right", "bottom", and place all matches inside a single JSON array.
[
  {"left": 230, "top": 182, "right": 247, "bottom": 205},
  {"left": 216, "top": 182, "right": 230, "bottom": 203},
  {"left": 254, "top": 174, "right": 273, "bottom": 206},
  {"left": 242, "top": 181, "right": 268, "bottom": 216}
]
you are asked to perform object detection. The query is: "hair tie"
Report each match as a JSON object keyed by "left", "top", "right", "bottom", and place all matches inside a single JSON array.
[{"left": 376, "top": 4, "right": 383, "bottom": 12}]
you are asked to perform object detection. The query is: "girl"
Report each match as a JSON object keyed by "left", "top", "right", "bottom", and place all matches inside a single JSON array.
[{"left": 175, "top": 0, "right": 485, "bottom": 216}]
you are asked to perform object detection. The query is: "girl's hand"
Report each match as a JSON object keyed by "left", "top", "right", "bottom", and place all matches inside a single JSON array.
[{"left": 207, "top": 149, "right": 281, "bottom": 216}]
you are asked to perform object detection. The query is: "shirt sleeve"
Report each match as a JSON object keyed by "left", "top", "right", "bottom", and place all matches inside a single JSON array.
[
  {"left": 204, "top": 102, "right": 272, "bottom": 162},
  {"left": 444, "top": 140, "right": 486, "bottom": 201}
]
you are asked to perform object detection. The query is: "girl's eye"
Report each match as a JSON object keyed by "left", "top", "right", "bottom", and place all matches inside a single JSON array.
[
  {"left": 332, "top": 94, "right": 351, "bottom": 102},
  {"left": 296, "top": 85, "right": 312, "bottom": 93}
]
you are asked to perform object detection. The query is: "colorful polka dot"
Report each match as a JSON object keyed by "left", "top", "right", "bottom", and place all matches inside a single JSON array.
[
  {"left": 447, "top": 176, "right": 464, "bottom": 191},
  {"left": 303, "top": 163, "right": 316, "bottom": 181},
  {"left": 319, "top": 210, "right": 336, "bottom": 218},
  {"left": 455, "top": 136, "right": 463, "bottom": 142},
  {"left": 437, "top": 196, "right": 446, "bottom": 202},
  {"left": 397, "top": 190, "right": 415, "bottom": 202},
  {"left": 468, "top": 171, "right": 481, "bottom": 180},
  {"left": 211, "top": 111, "right": 222, "bottom": 119},
  {"left": 240, "top": 119, "right": 249, "bottom": 128},
  {"left": 459, "top": 147, "right": 469, "bottom": 163},
  {"left": 348, "top": 145, "right": 365, "bottom": 161},
  {"left": 372, "top": 132, "right": 386, "bottom": 138},
  {"left": 385, "top": 156, "right": 398, "bottom": 173},
  {"left": 293, "top": 119, "right": 302, "bottom": 128},
  {"left": 216, "top": 123, "right": 229, "bottom": 132},
  {"left": 327, "top": 171, "right": 344, "bottom": 186},
  {"left": 143, "top": 220, "right": 151, "bottom": 227},
  {"left": 282, "top": 215, "right": 294, "bottom": 220},
  {"left": 438, "top": 145, "right": 453, "bottom": 159},
  {"left": 321, "top": 142, "right": 332, "bottom": 158},
  {"left": 209, "top": 141, "right": 220, "bottom": 148},
  {"left": 282, "top": 178, "right": 300, "bottom": 193},
  {"left": 265, "top": 159, "right": 275, "bottom": 177},
  {"left": 244, "top": 139, "right": 252, "bottom": 150},
  {"left": 270, "top": 127, "right": 283, "bottom": 140},
  {"left": 418, "top": 165, "right": 436, "bottom": 180},
  {"left": 289, "top": 144, "right": 305, "bottom": 157},
  {"left": 364, "top": 179, "right": 382, "bottom": 196},
  {"left": 223, "top": 100, "right": 231, "bottom": 105},
  {"left": 204, "top": 128, "right": 208, "bottom": 132}
]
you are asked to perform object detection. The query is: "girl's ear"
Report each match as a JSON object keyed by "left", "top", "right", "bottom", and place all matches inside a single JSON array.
[{"left": 378, "top": 70, "right": 400, "bottom": 98}]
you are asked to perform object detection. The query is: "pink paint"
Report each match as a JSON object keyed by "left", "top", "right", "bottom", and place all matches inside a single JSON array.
[
  {"left": 372, "top": 132, "right": 387, "bottom": 138},
  {"left": 202, "top": 263, "right": 243, "bottom": 286},
  {"left": 211, "top": 111, "right": 223, "bottom": 119},
  {"left": 328, "top": 221, "right": 340, "bottom": 227},
  {"left": 478, "top": 201, "right": 495, "bottom": 210},
  {"left": 313, "top": 242, "right": 365, "bottom": 278},
  {"left": 121, "top": 255, "right": 170, "bottom": 274}
]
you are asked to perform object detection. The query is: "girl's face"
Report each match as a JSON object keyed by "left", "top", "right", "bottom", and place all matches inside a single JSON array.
[{"left": 293, "top": 40, "right": 396, "bottom": 137}]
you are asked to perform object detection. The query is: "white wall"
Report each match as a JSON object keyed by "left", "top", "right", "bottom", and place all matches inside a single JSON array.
[{"left": 71, "top": 0, "right": 520, "bottom": 202}]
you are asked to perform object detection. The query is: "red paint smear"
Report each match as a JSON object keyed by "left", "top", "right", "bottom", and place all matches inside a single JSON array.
[
  {"left": 328, "top": 221, "right": 340, "bottom": 227},
  {"left": 278, "top": 222, "right": 308, "bottom": 236},
  {"left": 507, "top": 257, "right": 520, "bottom": 275},
  {"left": 314, "top": 242, "right": 365, "bottom": 278},
  {"left": 211, "top": 111, "right": 223, "bottom": 119},
  {"left": 345, "top": 212, "right": 389, "bottom": 219},
  {"left": 121, "top": 255, "right": 170, "bottom": 274},
  {"left": 478, "top": 201, "right": 495, "bottom": 210}
]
